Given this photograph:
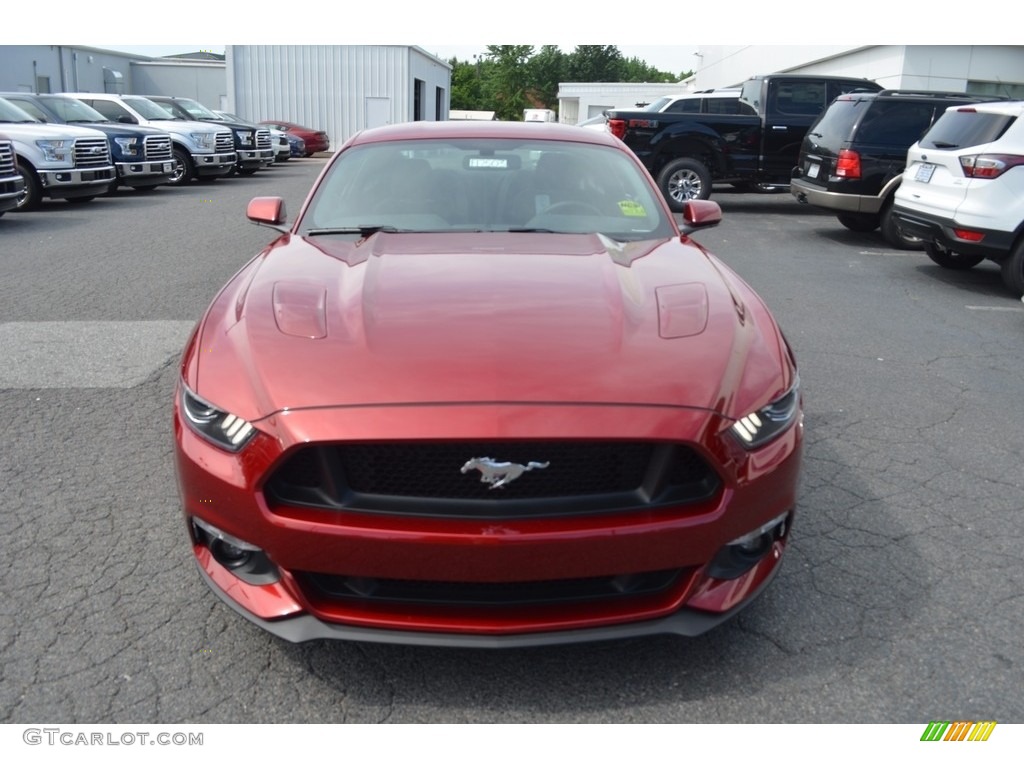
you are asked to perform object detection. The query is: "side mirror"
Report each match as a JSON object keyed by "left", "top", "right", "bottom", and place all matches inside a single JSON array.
[
  {"left": 246, "top": 196, "right": 289, "bottom": 233},
  {"left": 679, "top": 199, "right": 722, "bottom": 235},
  {"left": 117, "top": 116, "right": 138, "bottom": 125}
]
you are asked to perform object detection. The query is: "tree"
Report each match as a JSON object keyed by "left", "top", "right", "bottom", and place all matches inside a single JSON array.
[
  {"left": 528, "top": 45, "right": 567, "bottom": 110},
  {"left": 482, "top": 45, "right": 535, "bottom": 120},
  {"left": 565, "top": 45, "right": 625, "bottom": 83}
]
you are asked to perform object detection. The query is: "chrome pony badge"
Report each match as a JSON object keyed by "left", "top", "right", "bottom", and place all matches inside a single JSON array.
[{"left": 460, "top": 457, "right": 550, "bottom": 490}]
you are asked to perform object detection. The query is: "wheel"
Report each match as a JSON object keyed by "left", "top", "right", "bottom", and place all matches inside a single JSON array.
[
  {"left": 999, "top": 239, "right": 1024, "bottom": 295},
  {"left": 924, "top": 241, "right": 984, "bottom": 270},
  {"left": 539, "top": 201, "right": 603, "bottom": 216},
  {"left": 836, "top": 212, "right": 879, "bottom": 232},
  {"left": 303, "top": 151, "right": 314, "bottom": 158},
  {"left": 880, "top": 200, "right": 923, "bottom": 250},
  {"left": 238, "top": 167, "right": 259, "bottom": 176},
  {"left": 65, "top": 196, "right": 96, "bottom": 204},
  {"left": 657, "top": 158, "right": 712, "bottom": 210},
  {"left": 15, "top": 161, "right": 43, "bottom": 211},
  {"left": 167, "top": 148, "right": 194, "bottom": 186}
]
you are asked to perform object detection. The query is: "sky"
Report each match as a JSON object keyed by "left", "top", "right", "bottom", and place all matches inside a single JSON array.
[
  {"left": 9, "top": 1, "right": 1006, "bottom": 72},
  {"left": 99, "top": 44, "right": 702, "bottom": 76}
]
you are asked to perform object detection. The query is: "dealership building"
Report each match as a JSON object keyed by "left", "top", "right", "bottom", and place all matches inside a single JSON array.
[{"left": 2, "top": 44, "right": 1022, "bottom": 139}]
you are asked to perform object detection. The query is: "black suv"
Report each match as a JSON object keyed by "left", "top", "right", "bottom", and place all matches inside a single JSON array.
[{"left": 790, "top": 90, "right": 1004, "bottom": 248}]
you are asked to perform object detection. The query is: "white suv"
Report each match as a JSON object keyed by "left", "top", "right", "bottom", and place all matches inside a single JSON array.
[{"left": 892, "top": 101, "right": 1024, "bottom": 294}]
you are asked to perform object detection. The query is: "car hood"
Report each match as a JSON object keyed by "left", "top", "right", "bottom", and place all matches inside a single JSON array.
[{"left": 191, "top": 233, "right": 791, "bottom": 421}]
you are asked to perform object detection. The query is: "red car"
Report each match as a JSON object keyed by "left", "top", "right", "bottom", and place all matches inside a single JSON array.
[
  {"left": 174, "top": 121, "right": 803, "bottom": 647},
  {"left": 258, "top": 120, "right": 329, "bottom": 156}
]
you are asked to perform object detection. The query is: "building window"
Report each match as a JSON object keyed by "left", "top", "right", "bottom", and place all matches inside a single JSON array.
[
  {"left": 435, "top": 86, "right": 444, "bottom": 120},
  {"left": 414, "top": 78, "right": 425, "bottom": 121}
]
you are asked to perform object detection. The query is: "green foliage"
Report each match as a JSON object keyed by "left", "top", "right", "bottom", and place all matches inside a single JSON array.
[{"left": 448, "top": 46, "right": 688, "bottom": 116}]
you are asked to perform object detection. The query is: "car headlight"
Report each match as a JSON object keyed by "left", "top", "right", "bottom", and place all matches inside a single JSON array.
[
  {"left": 180, "top": 384, "right": 256, "bottom": 451},
  {"left": 729, "top": 377, "right": 800, "bottom": 449},
  {"left": 235, "top": 129, "right": 254, "bottom": 147},
  {"left": 36, "top": 139, "right": 71, "bottom": 162},
  {"left": 190, "top": 132, "right": 215, "bottom": 150},
  {"left": 113, "top": 136, "right": 142, "bottom": 157}
]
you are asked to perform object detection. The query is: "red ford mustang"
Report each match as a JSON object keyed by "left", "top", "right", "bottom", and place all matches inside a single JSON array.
[
  {"left": 174, "top": 120, "right": 803, "bottom": 647},
  {"left": 258, "top": 120, "right": 329, "bottom": 156}
]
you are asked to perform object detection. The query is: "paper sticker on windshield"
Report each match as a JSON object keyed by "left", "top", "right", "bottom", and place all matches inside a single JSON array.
[
  {"left": 618, "top": 200, "right": 646, "bottom": 217},
  {"left": 468, "top": 157, "right": 508, "bottom": 169}
]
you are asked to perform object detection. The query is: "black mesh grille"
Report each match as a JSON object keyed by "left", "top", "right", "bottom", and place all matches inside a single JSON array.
[
  {"left": 298, "top": 569, "right": 683, "bottom": 607},
  {"left": 265, "top": 441, "right": 720, "bottom": 518}
]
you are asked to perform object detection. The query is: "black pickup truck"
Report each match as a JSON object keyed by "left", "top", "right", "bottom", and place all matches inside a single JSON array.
[{"left": 606, "top": 73, "right": 882, "bottom": 209}]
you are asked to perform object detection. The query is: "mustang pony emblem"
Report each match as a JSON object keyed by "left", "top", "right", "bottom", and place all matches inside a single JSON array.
[{"left": 460, "top": 457, "right": 550, "bottom": 490}]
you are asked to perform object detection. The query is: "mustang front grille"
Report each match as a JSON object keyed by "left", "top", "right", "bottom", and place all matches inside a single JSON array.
[
  {"left": 297, "top": 568, "right": 686, "bottom": 607},
  {"left": 265, "top": 441, "right": 720, "bottom": 518}
]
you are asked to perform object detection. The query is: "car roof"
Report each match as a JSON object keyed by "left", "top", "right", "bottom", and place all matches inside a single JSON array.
[
  {"left": 348, "top": 120, "right": 621, "bottom": 147},
  {"left": 942, "top": 100, "right": 1024, "bottom": 116}
]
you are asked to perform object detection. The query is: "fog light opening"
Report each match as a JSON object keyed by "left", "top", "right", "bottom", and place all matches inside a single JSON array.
[
  {"left": 191, "top": 517, "right": 280, "bottom": 585},
  {"left": 707, "top": 512, "right": 791, "bottom": 580}
]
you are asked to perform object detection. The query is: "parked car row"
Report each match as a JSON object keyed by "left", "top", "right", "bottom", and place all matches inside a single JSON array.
[
  {"left": 0, "top": 91, "right": 329, "bottom": 212},
  {"left": 791, "top": 91, "right": 1024, "bottom": 295}
]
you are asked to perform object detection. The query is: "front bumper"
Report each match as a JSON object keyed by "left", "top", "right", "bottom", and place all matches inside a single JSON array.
[
  {"left": 192, "top": 151, "right": 237, "bottom": 177},
  {"left": 237, "top": 148, "right": 275, "bottom": 169},
  {"left": 175, "top": 400, "right": 803, "bottom": 645},
  {"left": 116, "top": 160, "right": 175, "bottom": 183},
  {"left": 38, "top": 166, "right": 115, "bottom": 198},
  {"left": 0, "top": 173, "right": 25, "bottom": 212}
]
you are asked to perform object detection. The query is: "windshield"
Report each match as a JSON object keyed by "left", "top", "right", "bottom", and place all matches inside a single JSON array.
[
  {"left": 299, "top": 138, "right": 674, "bottom": 242},
  {"left": 175, "top": 98, "right": 221, "bottom": 120},
  {"left": 0, "top": 97, "right": 40, "bottom": 123},
  {"left": 124, "top": 97, "right": 177, "bottom": 120},
  {"left": 39, "top": 96, "right": 109, "bottom": 123},
  {"left": 644, "top": 97, "right": 672, "bottom": 112}
]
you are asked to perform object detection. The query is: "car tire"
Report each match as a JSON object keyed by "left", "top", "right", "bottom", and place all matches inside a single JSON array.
[
  {"left": 303, "top": 151, "right": 314, "bottom": 158},
  {"left": 657, "top": 158, "right": 712, "bottom": 210},
  {"left": 999, "top": 239, "right": 1024, "bottom": 295},
  {"left": 924, "top": 241, "right": 984, "bottom": 270},
  {"left": 15, "top": 161, "right": 42, "bottom": 211},
  {"left": 66, "top": 197, "right": 96, "bottom": 204},
  {"left": 238, "top": 167, "right": 259, "bottom": 176},
  {"left": 880, "top": 200, "right": 923, "bottom": 250},
  {"left": 168, "top": 148, "right": 194, "bottom": 186},
  {"left": 836, "top": 212, "right": 879, "bottom": 232}
]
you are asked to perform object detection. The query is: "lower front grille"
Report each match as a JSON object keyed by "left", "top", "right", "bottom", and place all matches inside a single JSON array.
[
  {"left": 265, "top": 440, "right": 720, "bottom": 518},
  {"left": 298, "top": 568, "right": 684, "bottom": 607}
]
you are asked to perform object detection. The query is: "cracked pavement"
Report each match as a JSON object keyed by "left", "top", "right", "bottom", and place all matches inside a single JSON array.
[{"left": 1, "top": 166, "right": 1021, "bottom": 724}]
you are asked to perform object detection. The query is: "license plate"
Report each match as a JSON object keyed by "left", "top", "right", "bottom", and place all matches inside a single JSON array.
[
  {"left": 806, "top": 162, "right": 819, "bottom": 179},
  {"left": 915, "top": 163, "right": 936, "bottom": 183}
]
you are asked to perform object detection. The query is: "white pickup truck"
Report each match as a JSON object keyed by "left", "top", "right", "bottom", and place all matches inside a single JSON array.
[{"left": 0, "top": 96, "right": 115, "bottom": 211}]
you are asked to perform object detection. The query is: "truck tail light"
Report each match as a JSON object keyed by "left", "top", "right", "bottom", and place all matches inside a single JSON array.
[
  {"left": 835, "top": 149, "right": 861, "bottom": 179},
  {"left": 959, "top": 154, "right": 1024, "bottom": 179},
  {"left": 607, "top": 119, "right": 626, "bottom": 140}
]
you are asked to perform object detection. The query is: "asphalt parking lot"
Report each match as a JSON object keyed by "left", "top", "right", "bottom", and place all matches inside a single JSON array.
[{"left": 1, "top": 161, "right": 1022, "bottom": 724}]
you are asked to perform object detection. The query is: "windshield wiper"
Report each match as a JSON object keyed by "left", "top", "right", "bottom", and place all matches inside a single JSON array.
[
  {"left": 506, "top": 227, "right": 558, "bottom": 233},
  {"left": 305, "top": 225, "right": 407, "bottom": 237}
]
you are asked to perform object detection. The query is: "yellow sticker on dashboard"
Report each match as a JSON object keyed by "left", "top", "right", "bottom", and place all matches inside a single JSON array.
[{"left": 618, "top": 200, "right": 646, "bottom": 217}]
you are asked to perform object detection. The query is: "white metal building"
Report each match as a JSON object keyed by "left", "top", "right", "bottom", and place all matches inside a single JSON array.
[
  {"left": 559, "top": 45, "right": 1024, "bottom": 125},
  {"left": 688, "top": 45, "right": 1024, "bottom": 96},
  {"left": 227, "top": 45, "right": 452, "bottom": 148}
]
